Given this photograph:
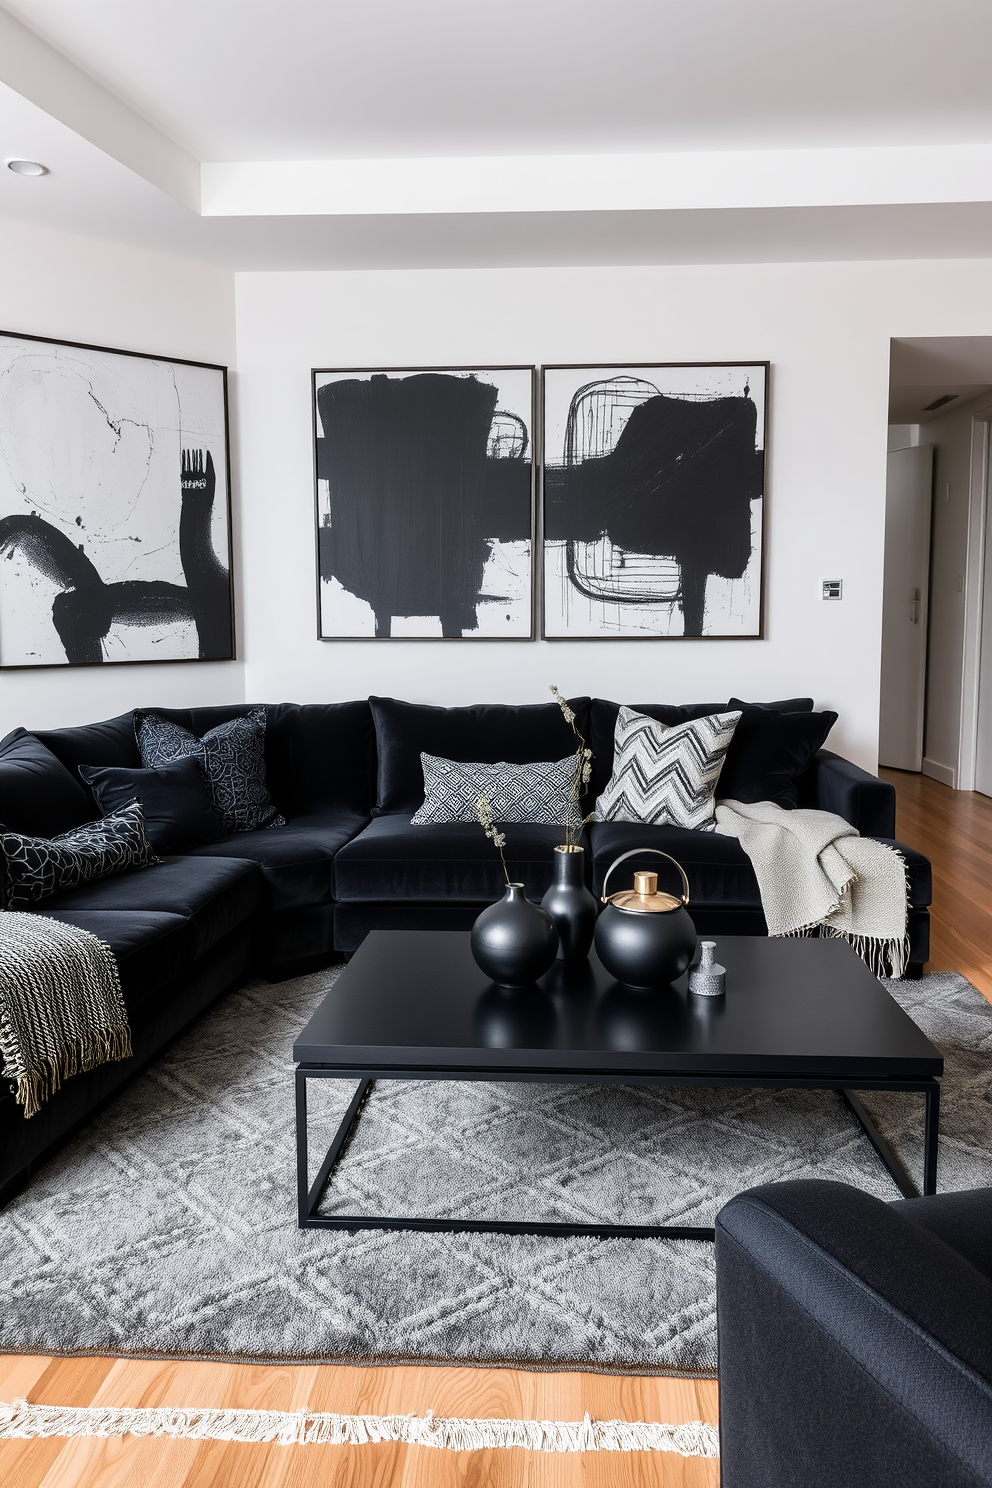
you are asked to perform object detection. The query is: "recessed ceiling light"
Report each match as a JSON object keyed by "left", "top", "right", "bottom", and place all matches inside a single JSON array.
[
  {"left": 6, "top": 159, "right": 49, "bottom": 177},
  {"left": 922, "top": 393, "right": 959, "bottom": 412}
]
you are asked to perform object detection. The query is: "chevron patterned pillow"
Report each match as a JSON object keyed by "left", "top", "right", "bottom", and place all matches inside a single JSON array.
[
  {"left": 412, "top": 753, "right": 582, "bottom": 826},
  {"left": 595, "top": 706, "right": 742, "bottom": 830}
]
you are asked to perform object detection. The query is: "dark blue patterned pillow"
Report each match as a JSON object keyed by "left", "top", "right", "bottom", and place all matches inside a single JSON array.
[
  {"left": 134, "top": 708, "right": 284, "bottom": 833},
  {"left": 0, "top": 799, "right": 158, "bottom": 909}
]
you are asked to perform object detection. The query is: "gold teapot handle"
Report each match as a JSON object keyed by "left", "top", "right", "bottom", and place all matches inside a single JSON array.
[{"left": 601, "top": 848, "right": 690, "bottom": 906}]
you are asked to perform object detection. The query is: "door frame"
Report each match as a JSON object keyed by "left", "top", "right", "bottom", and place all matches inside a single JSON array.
[{"left": 958, "top": 408, "right": 992, "bottom": 791}]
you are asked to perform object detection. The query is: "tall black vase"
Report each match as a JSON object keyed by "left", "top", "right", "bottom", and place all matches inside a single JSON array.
[
  {"left": 471, "top": 882, "right": 559, "bottom": 987},
  {"left": 541, "top": 845, "right": 598, "bottom": 963}
]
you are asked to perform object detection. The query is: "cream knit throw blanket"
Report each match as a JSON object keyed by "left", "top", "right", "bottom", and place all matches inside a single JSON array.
[
  {"left": 714, "top": 800, "right": 910, "bottom": 977},
  {"left": 0, "top": 914, "right": 131, "bottom": 1118}
]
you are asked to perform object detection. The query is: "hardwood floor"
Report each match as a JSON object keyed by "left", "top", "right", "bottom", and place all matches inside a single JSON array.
[
  {"left": 881, "top": 768, "right": 992, "bottom": 1001},
  {"left": 3, "top": 768, "right": 988, "bottom": 1486}
]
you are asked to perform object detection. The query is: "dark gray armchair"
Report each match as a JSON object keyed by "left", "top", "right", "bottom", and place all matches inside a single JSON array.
[{"left": 715, "top": 1180, "right": 992, "bottom": 1487}]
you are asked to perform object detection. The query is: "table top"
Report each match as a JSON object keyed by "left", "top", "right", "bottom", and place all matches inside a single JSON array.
[{"left": 293, "top": 931, "right": 943, "bottom": 1080}]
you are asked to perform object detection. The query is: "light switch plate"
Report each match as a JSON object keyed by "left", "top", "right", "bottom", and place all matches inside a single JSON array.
[{"left": 822, "top": 579, "right": 843, "bottom": 600}]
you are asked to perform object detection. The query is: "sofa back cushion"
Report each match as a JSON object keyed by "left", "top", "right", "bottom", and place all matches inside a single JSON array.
[
  {"left": 370, "top": 696, "right": 591, "bottom": 815},
  {"left": 35, "top": 713, "right": 140, "bottom": 775},
  {"left": 590, "top": 697, "right": 821, "bottom": 808},
  {"left": 722, "top": 699, "right": 835, "bottom": 808},
  {"left": 0, "top": 728, "right": 98, "bottom": 837}
]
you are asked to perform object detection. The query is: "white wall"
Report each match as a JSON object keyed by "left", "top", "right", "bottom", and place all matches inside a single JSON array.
[
  {"left": 0, "top": 217, "right": 241, "bottom": 735},
  {"left": 234, "top": 259, "right": 992, "bottom": 773}
]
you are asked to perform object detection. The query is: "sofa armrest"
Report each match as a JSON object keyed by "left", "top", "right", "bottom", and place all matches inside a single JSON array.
[
  {"left": 716, "top": 1180, "right": 992, "bottom": 1488},
  {"left": 804, "top": 749, "right": 896, "bottom": 837}
]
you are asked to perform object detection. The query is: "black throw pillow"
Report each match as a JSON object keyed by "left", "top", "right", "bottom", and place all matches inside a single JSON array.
[
  {"left": 369, "top": 696, "right": 591, "bottom": 815},
  {"left": 0, "top": 728, "right": 98, "bottom": 838},
  {"left": 727, "top": 696, "right": 815, "bottom": 714},
  {"left": 79, "top": 758, "right": 225, "bottom": 853},
  {"left": 0, "top": 799, "right": 158, "bottom": 909},
  {"left": 134, "top": 707, "right": 284, "bottom": 832},
  {"left": 717, "top": 707, "right": 838, "bottom": 808}
]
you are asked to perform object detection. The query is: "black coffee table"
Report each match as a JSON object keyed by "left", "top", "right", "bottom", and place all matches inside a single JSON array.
[{"left": 293, "top": 930, "right": 942, "bottom": 1238}]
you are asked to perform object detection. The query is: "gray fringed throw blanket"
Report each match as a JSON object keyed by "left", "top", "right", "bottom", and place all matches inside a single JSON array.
[
  {"left": 714, "top": 800, "right": 910, "bottom": 977},
  {"left": 0, "top": 914, "right": 131, "bottom": 1118}
]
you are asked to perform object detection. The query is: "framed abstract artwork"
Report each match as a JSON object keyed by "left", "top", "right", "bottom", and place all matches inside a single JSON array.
[
  {"left": 0, "top": 330, "right": 233, "bottom": 668},
  {"left": 542, "top": 362, "right": 768, "bottom": 639},
  {"left": 312, "top": 365, "right": 535, "bottom": 639}
]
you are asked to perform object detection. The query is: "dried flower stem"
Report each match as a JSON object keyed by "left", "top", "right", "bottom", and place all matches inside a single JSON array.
[
  {"left": 550, "top": 685, "right": 595, "bottom": 850},
  {"left": 476, "top": 794, "right": 510, "bottom": 886}
]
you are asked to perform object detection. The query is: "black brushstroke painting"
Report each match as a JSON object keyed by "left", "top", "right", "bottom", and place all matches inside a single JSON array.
[
  {"left": 0, "top": 330, "right": 233, "bottom": 668},
  {"left": 314, "top": 369, "right": 534, "bottom": 639},
  {"left": 543, "top": 366, "right": 766, "bottom": 639},
  {"left": 0, "top": 450, "right": 231, "bottom": 663}
]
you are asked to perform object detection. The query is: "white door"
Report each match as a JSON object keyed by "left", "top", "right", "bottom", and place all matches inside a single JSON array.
[
  {"left": 975, "top": 443, "right": 992, "bottom": 795},
  {"left": 879, "top": 445, "right": 933, "bottom": 771}
]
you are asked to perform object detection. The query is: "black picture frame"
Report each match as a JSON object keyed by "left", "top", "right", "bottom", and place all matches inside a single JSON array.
[
  {"left": 541, "top": 361, "right": 769, "bottom": 641},
  {"left": 311, "top": 365, "right": 537, "bottom": 641},
  {"left": 0, "top": 328, "right": 235, "bottom": 669}
]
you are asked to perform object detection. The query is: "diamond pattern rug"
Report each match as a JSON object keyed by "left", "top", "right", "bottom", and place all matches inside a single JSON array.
[{"left": 1, "top": 968, "right": 990, "bottom": 1374}]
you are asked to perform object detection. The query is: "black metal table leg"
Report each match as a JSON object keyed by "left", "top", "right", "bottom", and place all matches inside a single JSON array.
[
  {"left": 924, "top": 1080, "right": 941, "bottom": 1195},
  {"left": 297, "top": 1072, "right": 374, "bottom": 1225},
  {"left": 840, "top": 1089, "right": 919, "bottom": 1197}
]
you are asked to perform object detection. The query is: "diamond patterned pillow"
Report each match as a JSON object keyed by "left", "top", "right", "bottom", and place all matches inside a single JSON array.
[
  {"left": 595, "top": 706, "right": 742, "bottom": 830},
  {"left": 411, "top": 753, "right": 582, "bottom": 827},
  {"left": 1, "top": 799, "right": 159, "bottom": 909},
  {"left": 135, "top": 708, "right": 284, "bottom": 834}
]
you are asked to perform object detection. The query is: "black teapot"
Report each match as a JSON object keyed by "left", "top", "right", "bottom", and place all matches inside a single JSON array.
[{"left": 594, "top": 849, "right": 697, "bottom": 990}]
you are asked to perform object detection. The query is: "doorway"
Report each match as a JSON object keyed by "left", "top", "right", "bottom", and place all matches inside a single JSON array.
[{"left": 885, "top": 339, "right": 992, "bottom": 789}]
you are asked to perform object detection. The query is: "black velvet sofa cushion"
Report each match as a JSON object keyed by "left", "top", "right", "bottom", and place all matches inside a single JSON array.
[
  {"left": 79, "top": 757, "right": 225, "bottom": 853},
  {"left": 35, "top": 713, "right": 140, "bottom": 775},
  {"left": 369, "top": 696, "right": 591, "bottom": 815},
  {"left": 38, "top": 855, "right": 260, "bottom": 961},
  {"left": 334, "top": 815, "right": 565, "bottom": 903},
  {"left": 719, "top": 703, "right": 838, "bottom": 808},
  {"left": 587, "top": 820, "right": 932, "bottom": 911},
  {"left": 182, "top": 810, "right": 367, "bottom": 912},
  {"left": 892, "top": 1187, "right": 992, "bottom": 1282},
  {"left": 589, "top": 697, "right": 827, "bottom": 806},
  {"left": 587, "top": 819, "right": 763, "bottom": 907},
  {"left": 36, "top": 701, "right": 377, "bottom": 822},
  {"left": 0, "top": 728, "right": 98, "bottom": 836},
  {"left": 38, "top": 908, "right": 202, "bottom": 1011}
]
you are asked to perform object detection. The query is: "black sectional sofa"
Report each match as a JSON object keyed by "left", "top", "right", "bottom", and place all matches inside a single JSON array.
[{"left": 0, "top": 694, "right": 932, "bottom": 1205}]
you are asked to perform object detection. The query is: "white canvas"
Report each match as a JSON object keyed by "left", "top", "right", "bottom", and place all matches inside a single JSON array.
[
  {"left": 543, "top": 363, "right": 766, "bottom": 639},
  {"left": 314, "top": 367, "right": 534, "bottom": 639},
  {"left": 0, "top": 334, "right": 232, "bottom": 667}
]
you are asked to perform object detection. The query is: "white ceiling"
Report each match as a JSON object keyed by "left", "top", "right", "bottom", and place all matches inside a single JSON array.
[
  {"left": 889, "top": 338, "right": 992, "bottom": 423},
  {"left": 7, "top": 0, "right": 992, "bottom": 161},
  {"left": 5, "top": 1, "right": 992, "bottom": 269}
]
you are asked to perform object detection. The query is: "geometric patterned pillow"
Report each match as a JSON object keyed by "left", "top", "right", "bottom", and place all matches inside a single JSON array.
[
  {"left": 411, "top": 753, "right": 583, "bottom": 827},
  {"left": 134, "top": 708, "right": 284, "bottom": 833},
  {"left": 0, "top": 799, "right": 159, "bottom": 909},
  {"left": 595, "top": 706, "right": 742, "bottom": 831}
]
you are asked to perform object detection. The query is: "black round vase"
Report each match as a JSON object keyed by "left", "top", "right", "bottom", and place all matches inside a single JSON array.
[
  {"left": 471, "top": 883, "right": 559, "bottom": 987},
  {"left": 541, "top": 845, "right": 598, "bottom": 963}
]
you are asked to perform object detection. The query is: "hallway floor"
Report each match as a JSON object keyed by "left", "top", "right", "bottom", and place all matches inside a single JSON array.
[{"left": 882, "top": 767, "right": 992, "bottom": 1001}]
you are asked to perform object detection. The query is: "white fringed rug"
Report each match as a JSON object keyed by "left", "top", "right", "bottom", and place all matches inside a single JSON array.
[
  {"left": 1, "top": 969, "right": 990, "bottom": 1374},
  {"left": 0, "top": 1399, "right": 720, "bottom": 1457}
]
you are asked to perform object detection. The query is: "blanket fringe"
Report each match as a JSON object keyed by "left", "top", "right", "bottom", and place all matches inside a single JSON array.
[
  {"left": 0, "top": 1399, "right": 720, "bottom": 1457},
  {"left": 818, "top": 926, "right": 910, "bottom": 979}
]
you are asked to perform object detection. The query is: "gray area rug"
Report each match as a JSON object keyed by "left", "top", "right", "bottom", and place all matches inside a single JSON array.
[{"left": 2, "top": 968, "right": 991, "bottom": 1375}]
